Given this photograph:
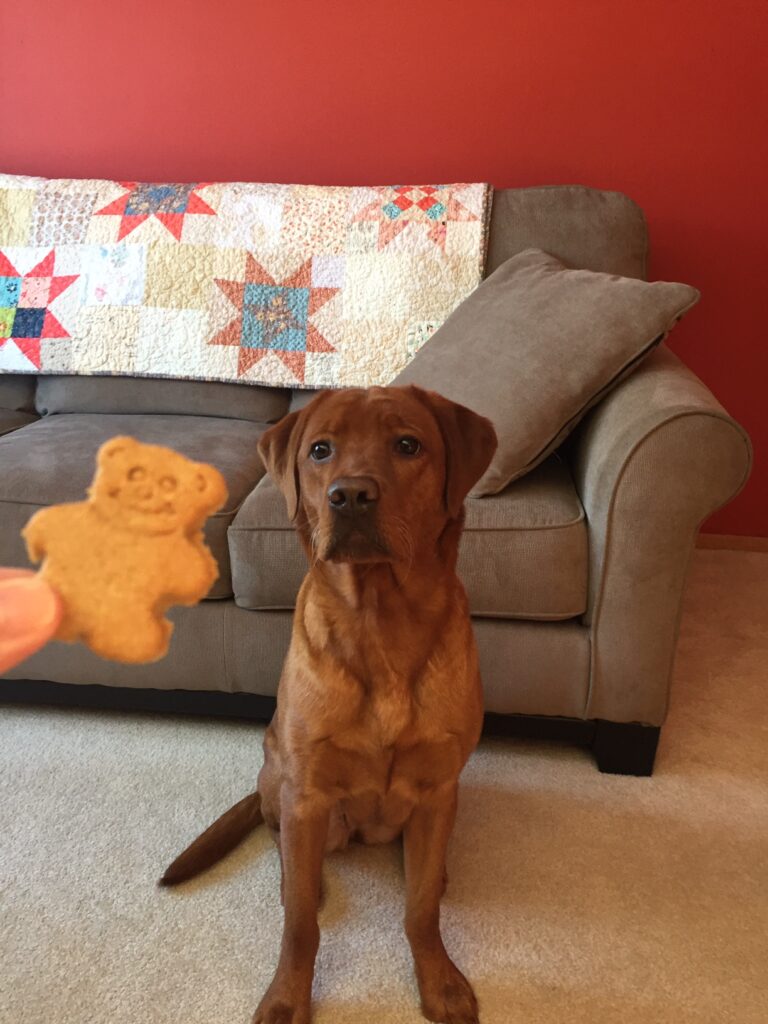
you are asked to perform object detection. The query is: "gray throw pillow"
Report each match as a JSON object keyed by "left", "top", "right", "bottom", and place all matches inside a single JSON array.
[{"left": 393, "top": 248, "right": 699, "bottom": 495}]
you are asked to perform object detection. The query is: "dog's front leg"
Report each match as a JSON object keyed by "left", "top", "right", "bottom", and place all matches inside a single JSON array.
[
  {"left": 403, "top": 784, "right": 479, "bottom": 1024},
  {"left": 253, "top": 791, "right": 330, "bottom": 1024}
]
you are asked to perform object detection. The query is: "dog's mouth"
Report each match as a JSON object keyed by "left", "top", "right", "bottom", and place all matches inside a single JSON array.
[{"left": 322, "top": 520, "right": 392, "bottom": 564}]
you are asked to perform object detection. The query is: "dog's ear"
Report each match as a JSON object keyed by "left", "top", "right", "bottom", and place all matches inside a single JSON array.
[
  {"left": 258, "top": 393, "right": 335, "bottom": 521},
  {"left": 411, "top": 387, "right": 498, "bottom": 519},
  {"left": 258, "top": 410, "right": 304, "bottom": 520}
]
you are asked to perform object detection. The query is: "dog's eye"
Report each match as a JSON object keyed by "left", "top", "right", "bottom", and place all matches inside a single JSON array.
[
  {"left": 309, "top": 441, "right": 333, "bottom": 462},
  {"left": 395, "top": 436, "right": 421, "bottom": 456}
]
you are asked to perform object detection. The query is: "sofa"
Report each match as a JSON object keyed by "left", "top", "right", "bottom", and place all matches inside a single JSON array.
[{"left": 0, "top": 185, "right": 752, "bottom": 775}]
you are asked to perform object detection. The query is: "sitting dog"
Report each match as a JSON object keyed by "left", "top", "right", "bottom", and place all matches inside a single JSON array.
[{"left": 161, "top": 385, "right": 497, "bottom": 1024}]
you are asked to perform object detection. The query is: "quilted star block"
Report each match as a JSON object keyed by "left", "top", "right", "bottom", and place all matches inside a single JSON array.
[
  {"left": 355, "top": 184, "right": 484, "bottom": 251},
  {"left": 210, "top": 256, "right": 338, "bottom": 382},
  {"left": 95, "top": 182, "right": 217, "bottom": 241},
  {"left": 0, "top": 250, "right": 79, "bottom": 369}
]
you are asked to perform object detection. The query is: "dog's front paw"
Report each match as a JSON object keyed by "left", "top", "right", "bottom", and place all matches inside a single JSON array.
[
  {"left": 252, "top": 987, "right": 311, "bottom": 1024},
  {"left": 418, "top": 959, "right": 479, "bottom": 1024}
]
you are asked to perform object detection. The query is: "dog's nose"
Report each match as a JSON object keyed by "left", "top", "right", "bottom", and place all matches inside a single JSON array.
[{"left": 327, "top": 476, "right": 380, "bottom": 514}]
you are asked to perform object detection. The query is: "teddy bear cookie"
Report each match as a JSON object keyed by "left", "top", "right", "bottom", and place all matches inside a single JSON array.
[{"left": 22, "top": 436, "right": 228, "bottom": 664}]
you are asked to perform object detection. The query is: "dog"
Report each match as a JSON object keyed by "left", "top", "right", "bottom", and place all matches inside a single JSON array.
[{"left": 160, "top": 385, "right": 498, "bottom": 1024}]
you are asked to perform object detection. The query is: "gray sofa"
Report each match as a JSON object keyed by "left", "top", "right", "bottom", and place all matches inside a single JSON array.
[{"left": 0, "top": 186, "right": 752, "bottom": 774}]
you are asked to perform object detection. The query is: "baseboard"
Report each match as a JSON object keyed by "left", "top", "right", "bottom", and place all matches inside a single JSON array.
[{"left": 696, "top": 534, "right": 768, "bottom": 551}]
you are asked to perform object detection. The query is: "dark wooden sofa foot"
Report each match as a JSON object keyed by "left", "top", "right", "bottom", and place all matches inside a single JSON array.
[{"left": 592, "top": 720, "right": 661, "bottom": 776}]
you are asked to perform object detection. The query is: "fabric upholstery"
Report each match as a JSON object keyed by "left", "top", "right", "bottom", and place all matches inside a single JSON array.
[
  {"left": 34, "top": 374, "right": 290, "bottom": 422},
  {"left": 394, "top": 248, "right": 700, "bottom": 495},
  {"left": 228, "top": 455, "right": 588, "bottom": 619},
  {"left": 0, "top": 409, "right": 37, "bottom": 437},
  {"left": 0, "top": 602, "right": 234, "bottom": 692},
  {"left": 474, "top": 617, "right": 589, "bottom": 716},
  {"left": 0, "top": 374, "right": 36, "bottom": 412},
  {"left": 2, "top": 602, "right": 589, "bottom": 717},
  {"left": 0, "top": 413, "right": 268, "bottom": 598},
  {"left": 568, "top": 346, "right": 753, "bottom": 725},
  {"left": 486, "top": 185, "right": 648, "bottom": 279},
  {"left": 289, "top": 388, "right": 321, "bottom": 412}
]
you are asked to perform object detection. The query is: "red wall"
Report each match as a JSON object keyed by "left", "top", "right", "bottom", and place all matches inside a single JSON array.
[{"left": 4, "top": 0, "right": 766, "bottom": 534}]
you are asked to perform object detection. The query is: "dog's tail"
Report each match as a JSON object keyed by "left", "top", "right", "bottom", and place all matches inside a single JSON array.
[{"left": 158, "top": 791, "right": 264, "bottom": 887}]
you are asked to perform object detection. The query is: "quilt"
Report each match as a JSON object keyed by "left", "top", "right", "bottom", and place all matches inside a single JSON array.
[{"left": 0, "top": 174, "right": 492, "bottom": 388}]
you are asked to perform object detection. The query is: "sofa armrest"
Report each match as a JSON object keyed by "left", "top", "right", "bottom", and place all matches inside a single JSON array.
[{"left": 565, "top": 345, "right": 752, "bottom": 725}]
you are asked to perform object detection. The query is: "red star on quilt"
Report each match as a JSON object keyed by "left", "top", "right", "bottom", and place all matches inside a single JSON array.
[
  {"left": 0, "top": 251, "right": 78, "bottom": 369},
  {"left": 94, "top": 181, "right": 216, "bottom": 241},
  {"left": 209, "top": 255, "right": 337, "bottom": 382},
  {"left": 354, "top": 184, "right": 480, "bottom": 250}
]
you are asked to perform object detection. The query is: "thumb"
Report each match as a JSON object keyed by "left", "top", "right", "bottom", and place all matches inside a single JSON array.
[{"left": 0, "top": 574, "right": 62, "bottom": 674}]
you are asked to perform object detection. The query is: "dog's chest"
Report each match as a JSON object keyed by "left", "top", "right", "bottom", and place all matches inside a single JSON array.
[
  {"left": 363, "top": 673, "right": 413, "bottom": 746},
  {"left": 325, "top": 730, "right": 464, "bottom": 849},
  {"left": 318, "top": 608, "right": 476, "bottom": 767},
  {"left": 319, "top": 667, "right": 469, "bottom": 848},
  {"left": 296, "top": 588, "right": 480, "bottom": 848}
]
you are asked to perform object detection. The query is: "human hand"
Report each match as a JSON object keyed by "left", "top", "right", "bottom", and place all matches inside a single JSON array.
[{"left": 0, "top": 569, "right": 62, "bottom": 674}]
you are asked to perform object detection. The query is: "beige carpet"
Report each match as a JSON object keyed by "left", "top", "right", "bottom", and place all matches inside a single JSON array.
[{"left": 1, "top": 550, "right": 766, "bottom": 1024}]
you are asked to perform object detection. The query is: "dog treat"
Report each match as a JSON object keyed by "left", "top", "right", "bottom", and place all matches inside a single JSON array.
[{"left": 23, "top": 436, "right": 228, "bottom": 664}]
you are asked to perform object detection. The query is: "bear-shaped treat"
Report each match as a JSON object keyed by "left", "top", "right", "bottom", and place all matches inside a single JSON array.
[{"left": 23, "top": 436, "right": 228, "bottom": 664}]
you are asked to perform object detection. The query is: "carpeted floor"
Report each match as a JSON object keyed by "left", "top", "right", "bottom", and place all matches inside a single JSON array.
[{"left": 1, "top": 550, "right": 766, "bottom": 1024}]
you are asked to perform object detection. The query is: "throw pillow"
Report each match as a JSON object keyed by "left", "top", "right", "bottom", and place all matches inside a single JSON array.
[{"left": 392, "top": 247, "right": 700, "bottom": 495}]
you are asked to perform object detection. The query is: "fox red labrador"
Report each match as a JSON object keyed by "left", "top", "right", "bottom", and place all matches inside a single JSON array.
[{"left": 161, "top": 384, "right": 497, "bottom": 1024}]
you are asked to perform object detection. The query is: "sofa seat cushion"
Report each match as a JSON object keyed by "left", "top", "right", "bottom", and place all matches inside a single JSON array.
[
  {"left": 229, "top": 454, "right": 588, "bottom": 619},
  {"left": 0, "top": 413, "right": 268, "bottom": 599}
]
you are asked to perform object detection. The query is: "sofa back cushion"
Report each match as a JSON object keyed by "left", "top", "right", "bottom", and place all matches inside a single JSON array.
[
  {"left": 35, "top": 374, "right": 290, "bottom": 422},
  {"left": 487, "top": 185, "right": 648, "bottom": 279},
  {"left": 0, "top": 374, "right": 36, "bottom": 412}
]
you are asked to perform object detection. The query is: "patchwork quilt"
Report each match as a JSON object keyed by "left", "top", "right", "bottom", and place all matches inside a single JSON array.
[{"left": 0, "top": 174, "right": 492, "bottom": 388}]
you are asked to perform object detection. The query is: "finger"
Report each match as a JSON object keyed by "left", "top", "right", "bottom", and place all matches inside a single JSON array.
[
  {"left": 0, "top": 575, "right": 63, "bottom": 674},
  {"left": 0, "top": 568, "right": 36, "bottom": 582}
]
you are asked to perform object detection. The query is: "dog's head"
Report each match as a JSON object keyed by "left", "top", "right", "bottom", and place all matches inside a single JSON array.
[{"left": 258, "top": 386, "right": 497, "bottom": 565}]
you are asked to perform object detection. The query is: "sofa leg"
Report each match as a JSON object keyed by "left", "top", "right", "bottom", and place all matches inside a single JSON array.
[{"left": 592, "top": 721, "right": 660, "bottom": 776}]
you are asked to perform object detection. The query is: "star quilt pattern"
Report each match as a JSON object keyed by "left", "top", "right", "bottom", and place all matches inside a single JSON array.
[{"left": 0, "top": 174, "right": 491, "bottom": 388}]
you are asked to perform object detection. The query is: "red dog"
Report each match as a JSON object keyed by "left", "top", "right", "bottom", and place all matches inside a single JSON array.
[{"left": 162, "top": 385, "right": 497, "bottom": 1024}]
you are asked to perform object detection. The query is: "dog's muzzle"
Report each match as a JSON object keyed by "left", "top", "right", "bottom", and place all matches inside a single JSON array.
[{"left": 325, "top": 476, "right": 390, "bottom": 561}]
